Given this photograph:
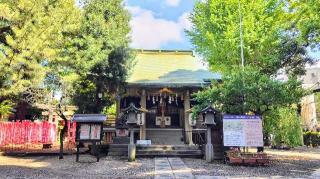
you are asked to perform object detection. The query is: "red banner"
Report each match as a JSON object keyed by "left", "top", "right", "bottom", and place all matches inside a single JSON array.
[{"left": 0, "top": 121, "right": 58, "bottom": 146}]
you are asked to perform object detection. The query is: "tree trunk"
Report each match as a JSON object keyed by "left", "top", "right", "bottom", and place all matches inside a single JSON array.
[
  {"left": 59, "top": 120, "right": 67, "bottom": 159},
  {"left": 58, "top": 105, "right": 68, "bottom": 159}
]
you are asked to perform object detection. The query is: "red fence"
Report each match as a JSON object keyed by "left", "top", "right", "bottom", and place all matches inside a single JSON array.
[{"left": 0, "top": 121, "right": 57, "bottom": 147}]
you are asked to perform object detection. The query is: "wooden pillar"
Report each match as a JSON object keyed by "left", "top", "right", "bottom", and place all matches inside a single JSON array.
[
  {"left": 140, "top": 89, "right": 146, "bottom": 140},
  {"left": 184, "top": 90, "right": 193, "bottom": 145}
]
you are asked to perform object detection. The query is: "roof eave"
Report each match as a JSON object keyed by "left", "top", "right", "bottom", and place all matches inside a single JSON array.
[{"left": 126, "top": 82, "right": 212, "bottom": 88}]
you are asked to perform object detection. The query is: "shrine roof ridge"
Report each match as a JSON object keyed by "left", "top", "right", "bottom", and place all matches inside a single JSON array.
[
  {"left": 133, "top": 49, "right": 193, "bottom": 55},
  {"left": 72, "top": 114, "right": 107, "bottom": 122}
]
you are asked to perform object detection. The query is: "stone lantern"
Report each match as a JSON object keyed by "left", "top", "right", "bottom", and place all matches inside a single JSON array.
[
  {"left": 122, "top": 103, "right": 147, "bottom": 161},
  {"left": 200, "top": 106, "right": 218, "bottom": 162}
]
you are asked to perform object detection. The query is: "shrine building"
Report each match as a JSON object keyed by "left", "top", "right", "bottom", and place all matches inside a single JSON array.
[{"left": 113, "top": 49, "right": 221, "bottom": 145}]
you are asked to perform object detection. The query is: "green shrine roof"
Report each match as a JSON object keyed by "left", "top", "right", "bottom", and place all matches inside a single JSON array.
[{"left": 127, "top": 50, "right": 221, "bottom": 88}]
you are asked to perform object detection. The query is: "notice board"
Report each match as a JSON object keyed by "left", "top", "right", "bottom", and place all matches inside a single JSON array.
[
  {"left": 223, "top": 115, "right": 263, "bottom": 147},
  {"left": 78, "top": 123, "right": 102, "bottom": 141}
]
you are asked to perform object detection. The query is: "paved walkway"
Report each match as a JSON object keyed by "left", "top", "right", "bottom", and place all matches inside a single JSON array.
[
  {"left": 311, "top": 168, "right": 320, "bottom": 178},
  {"left": 154, "top": 157, "right": 194, "bottom": 179}
]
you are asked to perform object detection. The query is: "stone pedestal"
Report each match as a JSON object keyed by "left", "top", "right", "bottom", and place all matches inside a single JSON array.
[
  {"left": 128, "top": 144, "right": 136, "bottom": 162},
  {"left": 128, "top": 128, "right": 136, "bottom": 161},
  {"left": 205, "top": 143, "right": 213, "bottom": 162},
  {"left": 205, "top": 126, "right": 213, "bottom": 162}
]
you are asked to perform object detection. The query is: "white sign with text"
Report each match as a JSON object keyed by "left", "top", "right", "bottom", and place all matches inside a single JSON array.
[{"left": 223, "top": 115, "right": 263, "bottom": 147}]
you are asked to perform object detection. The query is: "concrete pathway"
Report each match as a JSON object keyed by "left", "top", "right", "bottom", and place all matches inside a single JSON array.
[
  {"left": 154, "top": 157, "right": 194, "bottom": 179},
  {"left": 310, "top": 168, "right": 320, "bottom": 178},
  {"left": 154, "top": 157, "right": 318, "bottom": 179}
]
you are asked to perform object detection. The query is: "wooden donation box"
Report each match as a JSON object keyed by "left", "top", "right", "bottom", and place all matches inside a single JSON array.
[{"left": 72, "top": 114, "right": 107, "bottom": 162}]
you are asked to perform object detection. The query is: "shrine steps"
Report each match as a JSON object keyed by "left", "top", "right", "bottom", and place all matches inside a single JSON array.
[
  {"left": 104, "top": 144, "right": 203, "bottom": 158},
  {"left": 136, "top": 145, "right": 203, "bottom": 158},
  {"left": 104, "top": 144, "right": 128, "bottom": 156},
  {"left": 146, "top": 129, "right": 184, "bottom": 145}
]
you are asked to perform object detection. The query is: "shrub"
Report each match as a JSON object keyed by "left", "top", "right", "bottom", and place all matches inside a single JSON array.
[
  {"left": 103, "top": 104, "right": 116, "bottom": 117},
  {"left": 264, "top": 107, "right": 303, "bottom": 147},
  {"left": 303, "top": 131, "right": 320, "bottom": 147},
  {"left": 0, "top": 100, "right": 14, "bottom": 121}
]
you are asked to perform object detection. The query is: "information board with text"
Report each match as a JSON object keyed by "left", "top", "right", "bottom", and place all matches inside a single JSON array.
[
  {"left": 79, "top": 124, "right": 101, "bottom": 140},
  {"left": 223, "top": 115, "right": 263, "bottom": 147}
]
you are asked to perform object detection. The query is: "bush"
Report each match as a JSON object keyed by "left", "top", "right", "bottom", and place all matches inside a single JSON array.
[
  {"left": 103, "top": 104, "right": 116, "bottom": 117},
  {"left": 303, "top": 131, "right": 320, "bottom": 147},
  {"left": 0, "top": 100, "right": 14, "bottom": 121},
  {"left": 264, "top": 107, "right": 303, "bottom": 147}
]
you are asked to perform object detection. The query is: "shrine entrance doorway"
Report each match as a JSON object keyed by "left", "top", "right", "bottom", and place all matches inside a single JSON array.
[{"left": 145, "top": 92, "right": 184, "bottom": 129}]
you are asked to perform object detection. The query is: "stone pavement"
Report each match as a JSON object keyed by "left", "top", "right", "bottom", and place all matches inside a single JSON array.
[
  {"left": 154, "top": 157, "right": 194, "bottom": 179},
  {"left": 154, "top": 157, "right": 319, "bottom": 179},
  {"left": 310, "top": 168, "right": 320, "bottom": 178}
]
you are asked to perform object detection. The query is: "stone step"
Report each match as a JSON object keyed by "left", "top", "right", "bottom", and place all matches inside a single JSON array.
[
  {"left": 108, "top": 151, "right": 128, "bottom": 156},
  {"left": 137, "top": 145, "right": 200, "bottom": 150},
  {"left": 137, "top": 145, "right": 203, "bottom": 158},
  {"left": 146, "top": 129, "right": 184, "bottom": 145},
  {"left": 104, "top": 144, "right": 204, "bottom": 157},
  {"left": 137, "top": 150, "right": 202, "bottom": 155},
  {"left": 101, "top": 144, "right": 128, "bottom": 156},
  {"left": 138, "top": 153, "right": 202, "bottom": 158}
]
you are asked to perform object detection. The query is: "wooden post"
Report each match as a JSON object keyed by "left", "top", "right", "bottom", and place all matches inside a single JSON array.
[
  {"left": 140, "top": 89, "right": 146, "bottom": 140},
  {"left": 76, "top": 143, "right": 80, "bottom": 162},
  {"left": 92, "top": 141, "right": 100, "bottom": 162},
  {"left": 184, "top": 90, "right": 193, "bottom": 145},
  {"left": 160, "top": 100, "right": 165, "bottom": 128}
]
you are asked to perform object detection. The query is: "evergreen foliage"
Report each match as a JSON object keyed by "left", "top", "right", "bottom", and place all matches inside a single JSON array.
[
  {"left": 0, "top": 100, "right": 14, "bottom": 121},
  {"left": 0, "top": 0, "right": 80, "bottom": 97},
  {"left": 68, "top": 0, "right": 132, "bottom": 113}
]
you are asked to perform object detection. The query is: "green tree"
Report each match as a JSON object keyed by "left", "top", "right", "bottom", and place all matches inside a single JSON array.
[
  {"left": 0, "top": 0, "right": 80, "bottom": 98},
  {"left": 193, "top": 67, "right": 304, "bottom": 117},
  {"left": 0, "top": 0, "right": 80, "bottom": 159},
  {"left": 188, "top": 0, "right": 317, "bottom": 147},
  {"left": 68, "top": 0, "right": 132, "bottom": 113},
  {"left": 192, "top": 67, "right": 305, "bottom": 147},
  {"left": 288, "top": 0, "right": 320, "bottom": 49},
  {"left": 188, "top": 0, "right": 314, "bottom": 75},
  {"left": 0, "top": 100, "right": 14, "bottom": 121}
]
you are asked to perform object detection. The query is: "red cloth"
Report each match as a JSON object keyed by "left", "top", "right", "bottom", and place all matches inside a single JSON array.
[{"left": 0, "top": 121, "right": 57, "bottom": 146}]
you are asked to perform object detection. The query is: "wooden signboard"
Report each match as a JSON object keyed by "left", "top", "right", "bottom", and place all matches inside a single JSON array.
[
  {"left": 72, "top": 114, "right": 106, "bottom": 162},
  {"left": 223, "top": 115, "right": 263, "bottom": 147}
]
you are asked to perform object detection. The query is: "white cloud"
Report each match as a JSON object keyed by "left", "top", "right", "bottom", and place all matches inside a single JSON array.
[
  {"left": 178, "top": 12, "right": 192, "bottom": 31},
  {"left": 127, "top": 6, "right": 192, "bottom": 49},
  {"left": 165, "top": 0, "right": 181, "bottom": 7},
  {"left": 306, "top": 61, "right": 320, "bottom": 69}
]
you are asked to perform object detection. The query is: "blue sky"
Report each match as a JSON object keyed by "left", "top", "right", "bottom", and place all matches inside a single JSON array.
[
  {"left": 125, "top": 0, "right": 320, "bottom": 61},
  {"left": 125, "top": 0, "right": 194, "bottom": 50}
]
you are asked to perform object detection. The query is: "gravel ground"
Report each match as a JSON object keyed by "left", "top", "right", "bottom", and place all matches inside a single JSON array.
[
  {"left": 0, "top": 155, "right": 154, "bottom": 179},
  {"left": 184, "top": 147, "right": 320, "bottom": 178},
  {"left": 0, "top": 147, "right": 319, "bottom": 178}
]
